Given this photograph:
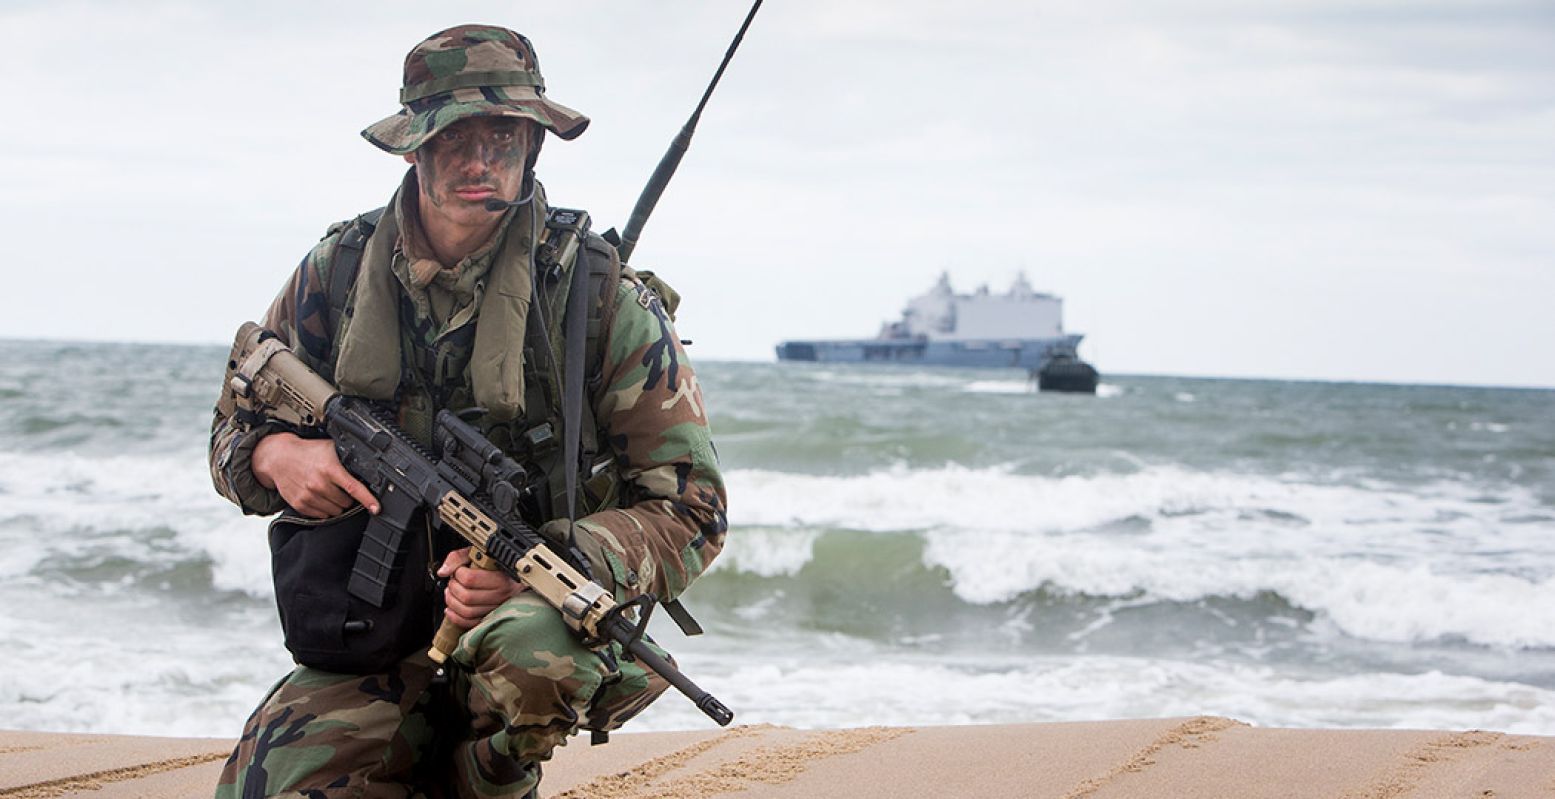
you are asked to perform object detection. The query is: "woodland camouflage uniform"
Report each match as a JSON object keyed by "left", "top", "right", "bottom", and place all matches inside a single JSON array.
[{"left": 208, "top": 25, "right": 726, "bottom": 799}]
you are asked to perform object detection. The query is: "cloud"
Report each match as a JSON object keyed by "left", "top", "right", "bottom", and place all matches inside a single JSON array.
[{"left": 2, "top": 0, "right": 1552, "bottom": 386}]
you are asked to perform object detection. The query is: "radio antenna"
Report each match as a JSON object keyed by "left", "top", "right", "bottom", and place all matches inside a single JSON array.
[{"left": 616, "top": 0, "right": 763, "bottom": 262}]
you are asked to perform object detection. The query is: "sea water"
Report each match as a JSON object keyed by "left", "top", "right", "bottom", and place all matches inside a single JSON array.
[{"left": 1, "top": 339, "right": 1552, "bottom": 737}]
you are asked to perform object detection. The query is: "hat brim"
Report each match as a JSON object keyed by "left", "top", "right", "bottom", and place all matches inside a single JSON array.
[{"left": 362, "top": 86, "right": 589, "bottom": 155}]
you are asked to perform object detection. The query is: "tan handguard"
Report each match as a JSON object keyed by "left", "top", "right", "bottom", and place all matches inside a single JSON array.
[
  {"left": 427, "top": 492, "right": 616, "bottom": 665},
  {"left": 220, "top": 322, "right": 339, "bottom": 429}
]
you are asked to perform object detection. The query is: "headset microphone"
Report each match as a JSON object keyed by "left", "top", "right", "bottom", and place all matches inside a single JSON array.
[{"left": 483, "top": 177, "right": 537, "bottom": 212}]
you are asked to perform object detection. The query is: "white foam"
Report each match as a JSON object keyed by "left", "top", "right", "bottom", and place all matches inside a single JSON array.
[
  {"left": 0, "top": 450, "right": 274, "bottom": 597},
  {"left": 625, "top": 650, "right": 1555, "bottom": 735},
  {"left": 728, "top": 464, "right": 1548, "bottom": 544},
  {"left": 199, "top": 514, "right": 277, "bottom": 597},
  {"left": 964, "top": 380, "right": 1032, "bottom": 395},
  {"left": 0, "top": 450, "right": 210, "bottom": 530},
  {"left": 804, "top": 369, "right": 976, "bottom": 389},
  {"left": 927, "top": 531, "right": 1555, "bottom": 648},
  {"left": 7, "top": 445, "right": 1552, "bottom": 739},
  {"left": 724, "top": 465, "right": 1555, "bottom": 648},
  {"left": 0, "top": 589, "right": 290, "bottom": 737},
  {"left": 714, "top": 526, "right": 819, "bottom": 577}
]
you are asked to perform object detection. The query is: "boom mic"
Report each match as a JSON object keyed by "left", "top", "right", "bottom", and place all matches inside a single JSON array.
[
  {"left": 483, "top": 196, "right": 524, "bottom": 212},
  {"left": 483, "top": 181, "right": 537, "bottom": 212}
]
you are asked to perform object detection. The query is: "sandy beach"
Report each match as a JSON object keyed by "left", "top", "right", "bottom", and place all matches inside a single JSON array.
[{"left": 4, "top": 718, "right": 1551, "bottom": 798}]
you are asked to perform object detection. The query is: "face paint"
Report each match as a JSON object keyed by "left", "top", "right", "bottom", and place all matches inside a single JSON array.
[{"left": 413, "top": 117, "right": 533, "bottom": 231}]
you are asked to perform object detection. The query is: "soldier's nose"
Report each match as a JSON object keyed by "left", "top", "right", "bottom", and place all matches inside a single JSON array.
[
  {"left": 472, "top": 141, "right": 490, "bottom": 162},
  {"left": 457, "top": 146, "right": 490, "bottom": 174}
]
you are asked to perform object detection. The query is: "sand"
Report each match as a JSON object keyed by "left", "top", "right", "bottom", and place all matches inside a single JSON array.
[{"left": 2, "top": 718, "right": 1551, "bottom": 798}]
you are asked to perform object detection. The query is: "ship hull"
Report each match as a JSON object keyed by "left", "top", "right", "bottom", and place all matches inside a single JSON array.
[{"left": 775, "top": 335, "right": 1084, "bottom": 370}]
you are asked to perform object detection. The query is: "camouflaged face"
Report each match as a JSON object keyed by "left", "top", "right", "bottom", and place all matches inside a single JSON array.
[{"left": 363, "top": 24, "right": 589, "bottom": 155}]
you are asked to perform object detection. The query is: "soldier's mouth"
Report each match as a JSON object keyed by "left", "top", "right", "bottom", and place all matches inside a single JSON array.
[{"left": 453, "top": 186, "right": 497, "bottom": 202}]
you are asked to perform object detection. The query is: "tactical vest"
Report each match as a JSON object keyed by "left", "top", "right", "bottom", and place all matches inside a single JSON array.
[
  {"left": 299, "top": 203, "right": 703, "bottom": 691},
  {"left": 321, "top": 205, "right": 627, "bottom": 526}
]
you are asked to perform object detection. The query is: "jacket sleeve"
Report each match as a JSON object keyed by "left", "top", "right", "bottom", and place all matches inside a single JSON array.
[
  {"left": 560, "top": 278, "right": 728, "bottom": 605},
  {"left": 208, "top": 234, "right": 343, "bottom": 516}
]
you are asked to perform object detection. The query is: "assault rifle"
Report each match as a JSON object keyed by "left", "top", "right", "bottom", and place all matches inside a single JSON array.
[{"left": 224, "top": 321, "right": 733, "bottom": 726}]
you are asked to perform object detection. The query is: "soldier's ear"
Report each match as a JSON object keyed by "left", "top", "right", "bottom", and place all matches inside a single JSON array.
[{"left": 403, "top": 153, "right": 417, "bottom": 165}]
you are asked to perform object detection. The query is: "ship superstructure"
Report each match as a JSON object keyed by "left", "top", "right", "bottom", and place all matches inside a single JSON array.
[{"left": 776, "top": 273, "right": 1090, "bottom": 374}]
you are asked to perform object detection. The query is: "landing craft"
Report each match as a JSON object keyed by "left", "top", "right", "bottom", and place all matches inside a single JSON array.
[{"left": 776, "top": 273, "right": 1100, "bottom": 393}]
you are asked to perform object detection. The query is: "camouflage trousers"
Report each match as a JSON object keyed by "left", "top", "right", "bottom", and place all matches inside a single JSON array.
[{"left": 215, "top": 593, "right": 670, "bottom": 799}]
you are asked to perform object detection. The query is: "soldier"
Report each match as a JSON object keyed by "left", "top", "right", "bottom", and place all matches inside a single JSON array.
[{"left": 208, "top": 25, "right": 727, "bottom": 799}]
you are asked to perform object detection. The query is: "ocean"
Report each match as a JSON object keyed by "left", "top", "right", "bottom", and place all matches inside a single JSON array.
[{"left": 1, "top": 338, "right": 1552, "bottom": 738}]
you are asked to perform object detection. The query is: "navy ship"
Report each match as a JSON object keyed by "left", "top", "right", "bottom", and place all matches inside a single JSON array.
[{"left": 777, "top": 273, "right": 1099, "bottom": 391}]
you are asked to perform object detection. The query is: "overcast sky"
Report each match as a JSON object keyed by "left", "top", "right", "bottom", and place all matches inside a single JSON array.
[{"left": 4, "top": 0, "right": 1552, "bottom": 387}]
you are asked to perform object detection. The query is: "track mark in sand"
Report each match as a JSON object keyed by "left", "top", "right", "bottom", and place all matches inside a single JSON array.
[
  {"left": 553, "top": 726, "right": 912, "bottom": 799},
  {"left": 0, "top": 751, "right": 229, "bottom": 799},
  {"left": 0, "top": 746, "right": 46, "bottom": 754},
  {"left": 550, "top": 725, "right": 766, "bottom": 799},
  {"left": 1341, "top": 730, "right": 1503, "bottom": 799},
  {"left": 1062, "top": 716, "right": 1245, "bottom": 799}
]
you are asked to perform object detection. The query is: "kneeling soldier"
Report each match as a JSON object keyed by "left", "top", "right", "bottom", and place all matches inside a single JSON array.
[{"left": 209, "top": 25, "right": 728, "bottom": 799}]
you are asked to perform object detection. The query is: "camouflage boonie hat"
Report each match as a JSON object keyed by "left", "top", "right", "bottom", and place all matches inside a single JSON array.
[{"left": 362, "top": 24, "right": 589, "bottom": 155}]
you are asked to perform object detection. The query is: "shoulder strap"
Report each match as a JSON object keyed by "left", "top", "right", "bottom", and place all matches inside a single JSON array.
[
  {"left": 560, "top": 218, "right": 702, "bottom": 639},
  {"left": 325, "top": 206, "right": 386, "bottom": 338},
  {"left": 583, "top": 232, "right": 624, "bottom": 393},
  {"left": 561, "top": 224, "right": 593, "bottom": 528}
]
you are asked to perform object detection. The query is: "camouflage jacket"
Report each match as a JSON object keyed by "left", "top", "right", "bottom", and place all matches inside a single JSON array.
[{"left": 209, "top": 188, "right": 727, "bottom": 606}]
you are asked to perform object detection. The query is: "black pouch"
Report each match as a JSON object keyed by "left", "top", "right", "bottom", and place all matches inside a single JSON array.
[{"left": 268, "top": 505, "right": 439, "bottom": 674}]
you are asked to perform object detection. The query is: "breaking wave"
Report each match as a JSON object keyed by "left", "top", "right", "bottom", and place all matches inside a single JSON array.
[{"left": 716, "top": 465, "right": 1555, "bottom": 649}]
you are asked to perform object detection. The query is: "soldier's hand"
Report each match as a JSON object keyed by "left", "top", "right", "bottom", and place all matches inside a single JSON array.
[
  {"left": 438, "top": 547, "right": 527, "bottom": 629},
  {"left": 252, "top": 432, "right": 380, "bottom": 519}
]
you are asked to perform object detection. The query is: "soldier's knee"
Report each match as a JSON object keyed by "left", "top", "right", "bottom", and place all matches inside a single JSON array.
[
  {"left": 454, "top": 593, "right": 610, "bottom": 700},
  {"left": 459, "top": 594, "right": 571, "bottom": 659}
]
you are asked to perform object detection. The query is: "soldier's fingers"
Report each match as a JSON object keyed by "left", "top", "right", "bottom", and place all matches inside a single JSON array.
[
  {"left": 308, "top": 480, "right": 354, "bottom": 510},
  {"left": 441, "top": 589, "right": 477, "bottom": 626},
  {"left": 445, "top": 575, "right": 499, "bottom": 605},
  {"left": 438, "top": 547, "right": 472, "bottom": 578},
  {"left": 443, "top": 586, "right": 472, "bottom": 614},
  {"left": 295, "top": 495, "right": 347, "bottom": 519},
  {"left": 454, "top": 564, "right": 512, "bottom": 591},
  {"left": 331, "top": 466, "right": 379, "bottom": 514},
  {"left": 459, "top": 585, "right": 510, "bottom": 610},
  {"left": 443, "top": 606, "right": 480, "bottom": 630},
  {"left": 442, "top": 587, "right": 492, "bottom": 628},
  {"left": 444, "top": 578, "right": 471, "bottom": 606}
]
